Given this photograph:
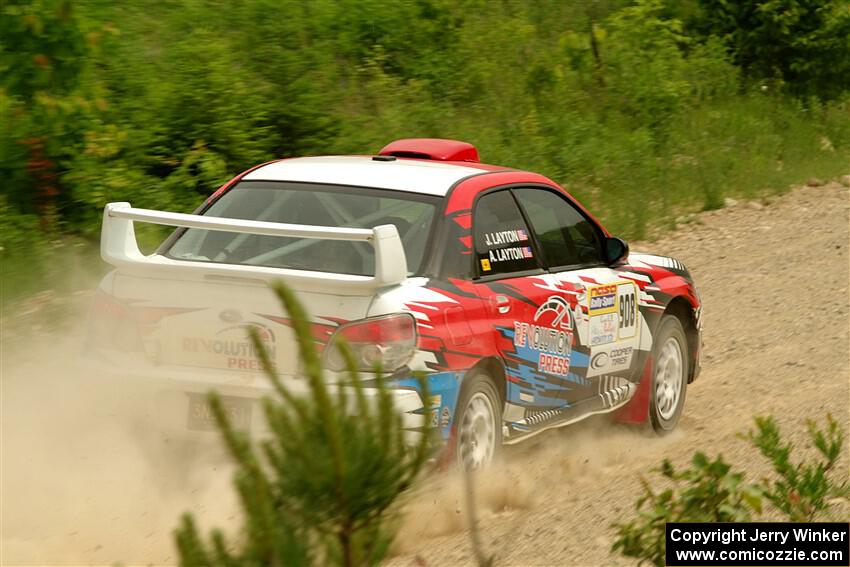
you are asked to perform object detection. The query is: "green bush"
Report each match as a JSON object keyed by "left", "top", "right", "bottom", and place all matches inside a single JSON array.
[
  {"left": 612, "top": 415, "right": 847, "bottom": 567},
  {"left": 3, "top": 0, "right": 850, "bottom": 300},
  {"left": 612, "top": 453, "right": 763, "bottom": 566},
  {"left": 747, "top": 415, "right": 847, "bottom": 522},
  {"left": 173, "top": 283, "right": 433, "bottom": 567},
  {"left": 684, "top": 0, "right": 850, "bottom": 100}
]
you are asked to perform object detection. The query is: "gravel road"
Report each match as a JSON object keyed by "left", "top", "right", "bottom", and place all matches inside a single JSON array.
[
  {"left": 2, "top": 181, "right": 847, "bottom": 566},
  {"left": 389, "top": 181, "right": 850, "bottom": 566}
]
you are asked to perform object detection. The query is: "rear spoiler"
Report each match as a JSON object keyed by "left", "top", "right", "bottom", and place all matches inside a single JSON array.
[{"left": 101, "top": 202, "right": 408, "bottom": 291}]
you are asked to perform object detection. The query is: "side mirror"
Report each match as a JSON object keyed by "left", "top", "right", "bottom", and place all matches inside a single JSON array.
[{"left": 605, "top": 237, "right": 629, "bottom": 265}]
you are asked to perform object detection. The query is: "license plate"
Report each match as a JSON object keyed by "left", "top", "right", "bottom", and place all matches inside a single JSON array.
[{"left": 187, "top": 394, "right": 253, "bottom": 432}]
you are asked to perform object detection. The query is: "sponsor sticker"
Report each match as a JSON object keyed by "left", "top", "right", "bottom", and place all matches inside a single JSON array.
[
  {"left": 588, "top": 346, "right": 634, "bottom": 377},
  {"left": 428, "top": 395, "right": 443, "bottom": 427},
  {"left": 538, "top": 353, "right": 570, "bottom": 375},
  {"left": 586, "top": 281, "right": 640, "bottom": 343},
  {"left": 589, "top": 312, "right": 617, "bottom": 345},
  {"left": 440, "top": 406, "right": 451, "bottom": 428},
  {"left": 590, "top": 351, "right": 609, "bottom": 370},
  {"left": 182, "top": 323, "right": 276, "bottom": 371},
  {"left": 513, "top": 295, "right": 573, "bottom": 376},
  {"left": 588, "top": 284, "right": 617, "bottom": 315},
  {"left": 610, "top": 346, "right": 634, "bottom": 368},
  {"left": 480, "top": 258, "right": 492, "bottom": 272}
]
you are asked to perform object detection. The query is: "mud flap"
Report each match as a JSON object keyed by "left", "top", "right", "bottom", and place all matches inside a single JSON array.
[
  {"left": 614, "top": 356, "right": 652, "bottom": 424},
  {"left": 435, "top": 425, "right": 458, "bottom": 471}
]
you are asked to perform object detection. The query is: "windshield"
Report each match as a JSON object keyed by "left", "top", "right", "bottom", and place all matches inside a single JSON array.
[{"left": 166, "top": 181, "right": 439, "bottom": 277}]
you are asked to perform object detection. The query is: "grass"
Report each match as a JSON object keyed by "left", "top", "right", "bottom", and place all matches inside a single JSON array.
[
  {"left": 3, "top": 95, "right": 849, "bottom": 310},
  {"left": 569, "top": 95, "right": 850, "bottom": 240}
]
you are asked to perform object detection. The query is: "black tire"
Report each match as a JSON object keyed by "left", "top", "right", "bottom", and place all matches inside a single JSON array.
[
  {"left": 649, "top": 315, "right": 689, "bottom": 433},
  {"left": 454, "top": 370, "right": 502, "bottom": 471}
]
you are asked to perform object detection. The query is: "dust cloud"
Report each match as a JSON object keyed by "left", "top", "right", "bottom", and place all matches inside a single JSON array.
[
  {"left": 2, "top": 314, "right": 676, "bottom": 566},
  {"left": 3, "top": 316, "right": 669, "bottom": 566},
  {"left": 390, "top": 418, "right": 683, "bottom": 559},
  {"left": 1, "top": 314, "right": 240, "bottom": 566}
]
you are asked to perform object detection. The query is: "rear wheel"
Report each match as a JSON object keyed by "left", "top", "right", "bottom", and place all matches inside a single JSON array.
[
  {"left": 649, "top": 315, "right": 688, "bottom": 433},
  {"left": 455, "top": 370, "right": 501, "bottom": 471}
]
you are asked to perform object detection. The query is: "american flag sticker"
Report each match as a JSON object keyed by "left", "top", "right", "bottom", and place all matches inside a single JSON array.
[
  {"left": 516, "top": 228, "right": 529, "bottom": 241},
  {"left": 522, "top": 246, "right": 534, "bottom": 258}
]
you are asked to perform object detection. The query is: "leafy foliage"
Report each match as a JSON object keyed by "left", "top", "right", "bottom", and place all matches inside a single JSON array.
[
  {"left": 173, "top": 282, "right": 433, "bottom": 567},
  {"left": 612, "top": 452, "right": 762, "bottom": 566},
  {"left": 2, "top": 0, "right": 850, "bottom": 305},
  {"left": 746, "top": 414, "right": 846, "bottom": 521},
  {"left": 685, "top": 0, "right": 850, "bottom": 99},
  {"left": 612, "top": 415, "right": 848, "bottom": 566}
]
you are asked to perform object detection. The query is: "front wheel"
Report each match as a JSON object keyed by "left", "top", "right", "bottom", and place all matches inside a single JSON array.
[
  {"left": 649, "top": 315, "right": 688, "bottom": 433},
  {"left": 455, "top": 371, "right": 502, "bottom": 471}
]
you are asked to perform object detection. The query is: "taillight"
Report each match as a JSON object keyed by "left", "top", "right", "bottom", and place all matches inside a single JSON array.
[
  {"left": 323, "top": 313, "right": 417, "bottom": 372},
  {"left": 87, "top": 291, "right": 143, "bottom": 352}
]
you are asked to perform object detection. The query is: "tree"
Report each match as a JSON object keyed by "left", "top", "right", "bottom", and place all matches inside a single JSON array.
[
  {"left": 0, "top": 0, "right": 90, "bottom": 224},
  {"left": 688, "top": 0, "right": 850, "bottom": 99},
  {"left": 174, "top": 282, "right": 434, "bottom": 567}
]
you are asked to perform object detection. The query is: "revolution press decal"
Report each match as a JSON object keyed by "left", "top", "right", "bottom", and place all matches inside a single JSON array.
[
  {"left": 513, "top": 296, "right": 573, "bottom": 376},
  {"left": 182, "top": 322, "right": 277, "bottom": 371}
]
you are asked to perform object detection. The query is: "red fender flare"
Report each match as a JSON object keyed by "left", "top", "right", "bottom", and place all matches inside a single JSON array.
[{"left": 614, "top": 356, "right": 653, "bottom": 424}]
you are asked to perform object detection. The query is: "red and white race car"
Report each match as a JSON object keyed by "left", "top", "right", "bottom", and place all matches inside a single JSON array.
[{"left": 90, "top": 139, "right": 702, "bottom": 469}]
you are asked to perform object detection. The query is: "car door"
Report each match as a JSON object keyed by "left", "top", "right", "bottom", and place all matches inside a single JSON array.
[
  {"left": 470, "top": 189, "right": 577, "bottom": 411},
  {"left": 511, "top": 186, "right": 642, "bottom": 404}
]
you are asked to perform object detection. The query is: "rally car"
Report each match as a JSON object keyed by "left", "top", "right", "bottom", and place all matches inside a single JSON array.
[{"left": 90, "top": 138, "right": 702, "bottom": 470}]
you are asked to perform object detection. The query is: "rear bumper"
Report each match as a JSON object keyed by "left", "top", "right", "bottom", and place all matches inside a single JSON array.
[{"left": 77, "top": 351, "right": 428, "bottom": 439}]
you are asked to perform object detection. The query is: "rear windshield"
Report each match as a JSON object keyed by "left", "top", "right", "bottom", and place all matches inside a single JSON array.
[{"left": 166, "top": 181, "right": 439, "bottom": 277}]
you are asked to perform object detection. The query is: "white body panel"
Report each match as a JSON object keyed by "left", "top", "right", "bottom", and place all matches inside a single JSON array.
[{"left": 243, "top": 156, "right": 482, "bottom": 196}]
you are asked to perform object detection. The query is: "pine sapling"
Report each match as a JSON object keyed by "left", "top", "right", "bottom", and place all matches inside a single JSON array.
[{"left": 174, "top": 282, "right": 434, "bottom": 567}]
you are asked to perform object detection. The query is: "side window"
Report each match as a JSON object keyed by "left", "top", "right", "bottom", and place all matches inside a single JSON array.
[
  {"left": 473, "top": 190, "right": 539, "bottom": 277},
  {"left": 513, "top": 188, "right": 604, "bottom": 268}
]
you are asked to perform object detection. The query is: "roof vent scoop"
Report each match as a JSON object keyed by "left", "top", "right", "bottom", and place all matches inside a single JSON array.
[{"left": 378, "top": 138, "right": 480, "bottom": 163}]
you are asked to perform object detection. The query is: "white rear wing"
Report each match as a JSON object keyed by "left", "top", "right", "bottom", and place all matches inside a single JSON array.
[{"left": 101, "top": 202, "right": 408, "bottom": 291}]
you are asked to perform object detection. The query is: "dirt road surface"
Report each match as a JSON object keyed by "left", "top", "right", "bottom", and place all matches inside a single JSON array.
[
  {"left": 389, "top": 181, "right": 850, "bottom": 566},
  {"left": 2, "top": 181, "right": 848, "bottom": 566}
]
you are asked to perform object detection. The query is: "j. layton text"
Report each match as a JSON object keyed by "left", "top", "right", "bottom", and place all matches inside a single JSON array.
[{"left": 670, "top": 527, "right": 848, "bottom": 546}]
